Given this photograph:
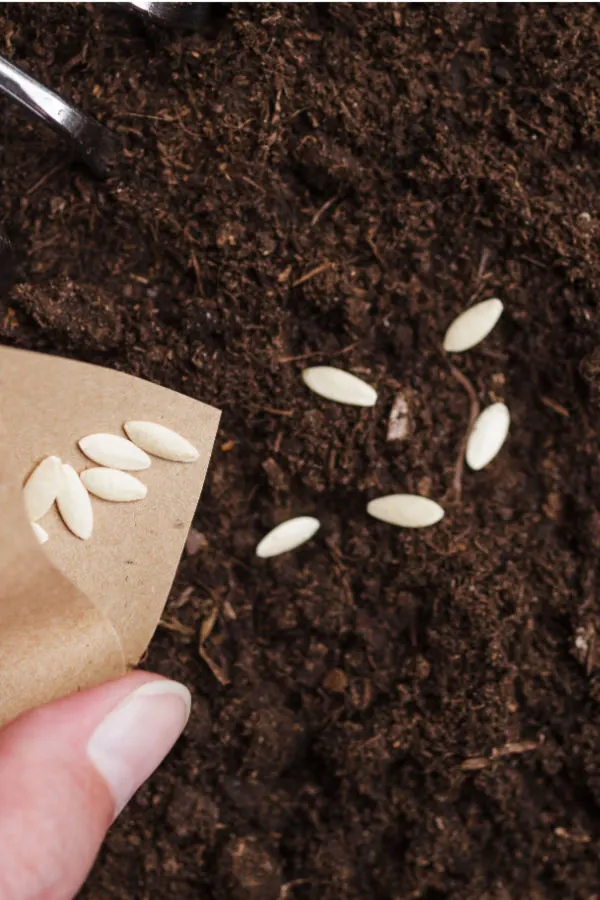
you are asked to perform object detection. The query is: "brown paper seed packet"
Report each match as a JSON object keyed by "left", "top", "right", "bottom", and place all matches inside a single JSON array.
[{"left": 0, "top": 347, "right": 220, "bottom": 725}]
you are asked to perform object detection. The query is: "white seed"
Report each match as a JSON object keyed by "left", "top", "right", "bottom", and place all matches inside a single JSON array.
[
  {"left": 443, "top": 298, "right": 504, "bottom": 353},
  {"left": 31, "top": 522, "right": 48, "bottom": 545},
  {"left": 302, "top": 367, "right": 377, "bottom": 407},
  {"left": 79, "top": 433, "right": 151, "bottom": 470},
  {"left": 23, "top": 455, "right": 63, "bottom": 522},
  {"left": 80, "top": 467, "right": 148, "bottom": 502},
  {"left": 57, "top": 464, "right": 93, "bottom": 540},
  {"left": 466, "top": 402, "right": 510, "bottom": 471},
  {"left": 367, "top": 494, "right": 445, "bottom": 528},
  {"left": 256, "top": 516, "right": 320, "bottom": 559},
  {"left": 124, "top": 421, "right": 199, "bottom": 462}
]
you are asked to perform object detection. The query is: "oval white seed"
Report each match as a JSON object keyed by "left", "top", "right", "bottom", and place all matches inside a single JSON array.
[
  {"left": 79, "top": 434, "right": 151, "bottom": 471},
  {"left": 302, "top": 367, "right": 377, "bottom": 407},
  {"left": 256, "top": 516, "right": 320, "bottom": 559},
  {"left": 367, "top": 494, "right": 445, "bottom": 528},
  {"left": 32, "top": 522, "right": 48, "bottom": 545},
  {"left": 124, "top": 421, "right": 199, "bottom": 462},
  {"left": 57, "top": 464, "right": 93, "bottom": 540},
  {"left": 466, "top": 402, "right": 510, "bottom": 471},
  {"left": 443, "top": 298, "right": 504, "bottom": 353},
  {"left": 80, "top": 467, "right": 148, "bottom": 502},
  {"left": 23, "top": 455, "right": 63, "bottom": 522}
]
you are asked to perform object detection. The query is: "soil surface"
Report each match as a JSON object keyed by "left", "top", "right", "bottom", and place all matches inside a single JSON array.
[{"left": 1, "top": 4, "right": 600, "bottom": 898}]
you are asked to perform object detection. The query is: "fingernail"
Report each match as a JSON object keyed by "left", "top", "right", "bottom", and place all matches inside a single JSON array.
[{"left": 87, "top": 680, "right": 191, "bottom": 818}]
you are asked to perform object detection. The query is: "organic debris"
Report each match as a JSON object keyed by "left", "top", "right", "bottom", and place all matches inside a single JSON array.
[{"left": 386, "top": 392, "right": 411, "bottom": 442}]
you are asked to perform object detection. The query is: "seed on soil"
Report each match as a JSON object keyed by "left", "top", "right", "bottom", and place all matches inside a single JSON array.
[
  {"left": 57, "top": 464, "right": 93, "bottom": 540},
  {"left": 32, "top": 522, "right": 48, "bottom": 545},
  {"left": 80, "top": 467, "right": 148, "bottom": 502},
  {"left": 466, "top": 402, "right": 510, "bottom": 471},
  {"left": 367, "top": 494, "right": 445, "bottom": 528},
  {"left": 256, "top": 516, "right": 321, "bottom": 558},
  {"left": 23, "top": 455, "right": 63, "bottom": 522},
  {"left": 301, "top": 366, "right": 377, "bottom": 407},
  {"left": 124, "top": 421, "right": 199, "bottom": 462},
  {"left": 78, "top": 433, "right": 151, "bottom": 470},
  {"left": 443, "top": 298, "right": 504, "bottom": 353}
]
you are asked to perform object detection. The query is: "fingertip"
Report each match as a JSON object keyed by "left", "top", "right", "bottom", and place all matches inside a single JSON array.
[
  {"left": 87, "top": 678, "right": 191, "bottom": 818},
  {"left": 0, "top": 673, "right": 191, "bottom": 899}
]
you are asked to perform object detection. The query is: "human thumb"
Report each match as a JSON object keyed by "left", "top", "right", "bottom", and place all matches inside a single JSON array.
[{"left": 0, "top": 672, "right": 191, "bottom": 900}]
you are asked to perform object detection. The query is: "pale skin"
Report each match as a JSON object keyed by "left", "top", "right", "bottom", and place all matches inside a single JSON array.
[{"left": 0, "top": 671, "right": 191, "bottom": 900}]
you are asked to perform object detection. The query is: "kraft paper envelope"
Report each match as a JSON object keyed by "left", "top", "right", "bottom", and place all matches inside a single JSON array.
[{"left": 0, "top": 346, "right": 220, "bottom": 725}]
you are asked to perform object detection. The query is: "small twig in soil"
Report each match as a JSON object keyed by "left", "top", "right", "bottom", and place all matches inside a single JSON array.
[
  {"left": 448, "top": 363, "right": 480, "bottom": 502},
  {"left": 586, "top": 628, "right": 596, "bottom": 676},
  {"left": 198, "top": 607, "right": 230, "bottom": 685},
  {"left": 190, "top": 250, "right": 202, "bottom": 289},
  {"left": 25, "top": 162, "right": 64, "bottom": 197},
  {"left": 540, "top": 395, "right": 569, "bottom": 418},
  {"left": 112, "top": 111, "right": 178, "bottom": 121},
  {"left": 461, "top": 741, "right": 538, "bottom": 771},
  {"left": 461, "top": 248, "right": 493, "bottom": 305},
  {"left": 260, "top": 87, "right": 282, "bottom": 160},
  {"left": 478, "top": 347, "right": 509, "bottom": 362},
  {"left": 476, "top": 247, "right": 492, "bottom": 280},
  {"left": 554, "top": 827, "right": 591, "bottom": 844},
  {"left": 460, "top": 757, "right": 488, "bottom": 771},
  {"left": 159, "top": 617, "right": 195, "bottom": 637},
  {"left": 365, "top": 234, "right": 384, "bottom": 267},
  {"left": 279, "top": 879, "right": 312, "bottom": 898},
  {"left": 222, "top": 600, "right": 237, "bottom": 621},
  {"left": 240, "top": 174, "right": 266, "bottom": 193},
  {"left": 251, "top": 405, "right": 294, "bottom": 417},
  {"left": 170, "top": 586, "right": 195, "bottom": 610},
  {"left": 466, "top": 271, "right": 493, "bottom": 306},
  {"left": 277, "top": 264, "right": 293, "bottom": 283},
  {"left": 199, "top": 646, "right": 230, "bottom": 685},
  {"left": 292, "top": 261, "right": 332, "bottom": 287},
  {"left": 200, "top": 607, "right": 218, "bottom": 645},
  {"left": 277, "top": 340, "right": 359, "bottom": 364},
  {"left": 515, "top": 114, "right": 550, "bottom": 138},
  {"left": 520, "top": 254, "right": 546, "bottom": 269},
  {"left": 492, "top": 740, "right": 538, "bottom": 758},
  {"left": 310, "top": 195, "right": 338, "bottom": 227}
]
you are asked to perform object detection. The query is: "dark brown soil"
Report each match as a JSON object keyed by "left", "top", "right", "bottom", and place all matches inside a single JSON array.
[{"left": 2, "top": 3, "right": 600, "bottom": 898}]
